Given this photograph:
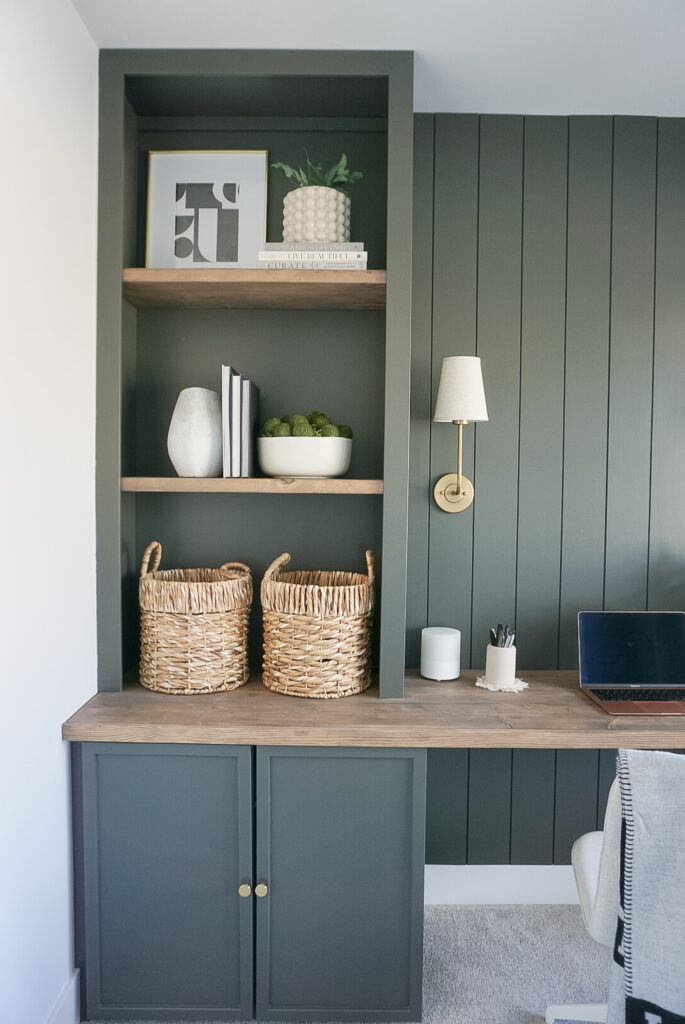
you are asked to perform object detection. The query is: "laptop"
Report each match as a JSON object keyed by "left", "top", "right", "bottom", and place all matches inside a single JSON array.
[{"left": 578, "top": 610, "right": 685, "bottom": 715}]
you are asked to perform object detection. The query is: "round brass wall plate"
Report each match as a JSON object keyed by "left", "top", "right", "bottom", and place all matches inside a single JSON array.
[{"left": 433, "top": 473, "right": 475, "bottom": 513}]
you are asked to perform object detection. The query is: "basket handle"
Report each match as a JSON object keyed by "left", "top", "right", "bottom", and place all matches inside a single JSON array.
[
  {"left": 140, "top": 541, "right": 162, "bottom": 577},
  {"left": 365, "top": 550, "right": 375, "bottom": 582},
  {"left": 220, "top": 561, "right": 251, "bottom": 574},
  {"left": 264, "top": 552, "right": 291, "bottom": 580}
]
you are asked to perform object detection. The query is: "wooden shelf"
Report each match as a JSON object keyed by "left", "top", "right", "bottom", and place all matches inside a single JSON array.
[
  {"left": 122, "top": 268, "right": 387, "bottom": 310},
  {"left": 121, "top": 476, "right": 383, "bottom": 494}
]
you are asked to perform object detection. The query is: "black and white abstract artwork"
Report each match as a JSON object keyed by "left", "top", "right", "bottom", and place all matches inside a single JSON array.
[{"left": 146, "top": 151, "right": 268, "bottom": 269}]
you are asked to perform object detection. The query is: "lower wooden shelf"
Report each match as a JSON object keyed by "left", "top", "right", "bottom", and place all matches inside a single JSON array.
[{"left": 121, "top": 476, "right": 383, "bottom": 494}]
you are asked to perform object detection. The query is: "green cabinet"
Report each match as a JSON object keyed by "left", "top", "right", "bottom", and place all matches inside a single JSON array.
[{"left": 76, "top": 744, "right": 426, "bottom": 1022}]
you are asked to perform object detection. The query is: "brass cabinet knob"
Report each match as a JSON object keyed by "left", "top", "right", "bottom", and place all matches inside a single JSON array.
[
  {"left": 238, "top": 883, "right": 252, "bottom": 898},
  {"left": 254, "top": 883, "right": 268, "bottom": 898}
]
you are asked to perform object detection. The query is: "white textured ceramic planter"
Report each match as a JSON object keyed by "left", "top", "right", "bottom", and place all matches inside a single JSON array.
[
  {"left": 257, "top": 437, "right": 352, "bottom": 478},
  {"left": 282, "top": 186, "right": 351, "bottom": 243},
  {"left": 167, "top": 387, "right": 222, "bottom": 477}
]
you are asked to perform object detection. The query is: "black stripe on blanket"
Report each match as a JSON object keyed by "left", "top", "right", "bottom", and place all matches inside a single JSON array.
[{"left": 626, "top": 995, "right": 685, "bottom": 1023}]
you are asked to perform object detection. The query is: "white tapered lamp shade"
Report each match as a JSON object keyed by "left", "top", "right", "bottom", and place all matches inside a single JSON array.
[
  {"left": 433, "top": 356, "right": 488, "bottom": 513},
  {"left": 434, "top": 356, "right": 488, "bottom": 423}
]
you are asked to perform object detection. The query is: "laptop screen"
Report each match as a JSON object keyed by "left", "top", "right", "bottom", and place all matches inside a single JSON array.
[{"left": 578, "top": 611, "right": 685, "bottom": 687}]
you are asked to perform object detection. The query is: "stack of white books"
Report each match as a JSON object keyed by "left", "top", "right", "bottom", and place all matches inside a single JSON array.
[
  {"left": 256, "top": 241, "right": 367, "bottom": 270},
  {"left": 221, "top": 365, "right": 260, "bottom": 477}
]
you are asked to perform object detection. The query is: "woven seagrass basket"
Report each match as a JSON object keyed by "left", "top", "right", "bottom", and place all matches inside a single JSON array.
[
  {"left": 139, "top": 541, "right": 252, "bottom": 695},
  {"left": 261, "top": 550, "right": 374, "bottom": 699}
]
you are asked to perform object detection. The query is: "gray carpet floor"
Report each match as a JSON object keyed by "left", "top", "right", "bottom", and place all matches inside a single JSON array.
[{"left": 85, "top": 904, "right": 611, "bottom": 1024}]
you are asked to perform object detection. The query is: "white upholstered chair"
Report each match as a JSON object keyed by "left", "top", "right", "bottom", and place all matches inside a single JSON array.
[{"left": 545, "top": 778, "right": 621, "bottom": 1024}]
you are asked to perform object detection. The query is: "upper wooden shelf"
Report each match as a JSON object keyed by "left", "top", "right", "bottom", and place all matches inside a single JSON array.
[
  {"left": 122, "top": 477, "right": 383, "bottom": 495},
  {"left": 122, "top": 268, "right": 387, "bottom": 310}
]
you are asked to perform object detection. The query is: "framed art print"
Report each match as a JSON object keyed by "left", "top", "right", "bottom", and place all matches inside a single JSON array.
[{"left": 146, "top": 150, "right": 268, "bottom": 269}]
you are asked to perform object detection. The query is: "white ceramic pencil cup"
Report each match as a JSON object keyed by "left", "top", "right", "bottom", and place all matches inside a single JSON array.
[
  {"left": 421, "top": 627, "right": 461, "bottom": 680},
  {"left": 484, "top": 645, "right": 517, "bottom": 688}
]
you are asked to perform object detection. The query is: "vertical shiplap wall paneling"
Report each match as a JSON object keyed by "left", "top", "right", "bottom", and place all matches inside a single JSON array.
[
  {"left": 470, "top": 116, "right": 523, "bottom": 664},
  {"left": 510, "top": 748, "right": 555, "bottom": 864},
  {"left": 515, "top": 116, "right": 567, "bottom": 670},
  {"left": 509, "top": 117, "right": 568, "bottom": 861},
  {"left": 467, "top": 750, "right": 512, "bottom": 863},
  {"left": 425, "top": 750, "right": 469, "bottom": 865},
  {"left": 649, "top": 120, "right": 685, "bottom": 611},
  {"left": 558, "top": 117, "right": 613, "bottom": 667},
  {"left": 604, "top": 118, "right": 657, "bottom": 610},
  {"left": 554, "top": 751, "right": 601, "bottom": 863},
  {"left": 428, "top": 115, "right": 480, "bottom": 656},
  {"left": 420, "top": 116, "right": 685, "bottom": 866},
  {"left": 465, "top": 116, "right": 523, "bottom": 864}
]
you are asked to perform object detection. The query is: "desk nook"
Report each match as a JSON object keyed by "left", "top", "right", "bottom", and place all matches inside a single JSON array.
[{"left": 63, "top": 44, "right": 685, "bottom": 1024}]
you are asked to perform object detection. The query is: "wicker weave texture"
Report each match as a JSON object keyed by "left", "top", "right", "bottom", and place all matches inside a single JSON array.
[
  {"left": 261, "top": 551, "right": 374, "bottom": 699},
  {"left": 139, "top": 541, "right": 252, "bottom": 695}
]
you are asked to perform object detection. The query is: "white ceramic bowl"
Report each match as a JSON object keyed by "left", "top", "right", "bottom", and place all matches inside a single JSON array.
[{"left": 257, "top": 437, "right": 352, "bottom": 478}]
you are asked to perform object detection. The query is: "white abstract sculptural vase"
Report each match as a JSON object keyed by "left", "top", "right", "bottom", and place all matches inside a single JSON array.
[
  {"left": 282, "top": 186, "right": 351, "bottom": 243},
  {"left": 167, "top": 387, "right": 222, "bottom": 477}
]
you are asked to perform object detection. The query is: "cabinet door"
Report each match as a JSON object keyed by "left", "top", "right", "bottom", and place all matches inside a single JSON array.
[
  {"left": 255, "top": 747, "right": 426, "bottom": 1021},
  {"left": 80, "top": 743, "right": 253, "bottom": 1021}
]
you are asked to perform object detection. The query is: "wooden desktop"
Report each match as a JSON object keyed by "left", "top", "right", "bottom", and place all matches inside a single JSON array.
[{"left": 62, "top": 669, "right": 685, "bottom": 748}]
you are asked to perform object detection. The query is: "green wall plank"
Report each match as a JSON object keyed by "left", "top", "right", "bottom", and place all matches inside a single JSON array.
[
  {"left": 597, "top": 749, "right": 618, "bottom": 827},
  {"left": 604, "top": 117, "right": 657, "bottom": 610},
  {"left": 649, "top": 119, "right": 685, "bottom": 611},
  {"left": 428, "top": 115, "right": 480, "bottom": 664},
  {"left": 425, "top": 749, "right": 468, "bottom": 864},
  {"left": 510, "top": 750, "right": 556, "bottom": 864},
  {"left": 515, "top": 117, "right": 567, "bottom": 669},
  {"left": 467, "top": 749, "right": 512, "bottom": 863},
  {"left": 470, "top": 116, "right": 523, "bottom": 668},
  {"left": 406, "top": 114, "right": 435, "bottom": 668},
  {"left": 558, "top": 117, "right": 613, "bottom": 667},
  {"left": 553, "top": 750, "right": 599, "bottom": 863}
]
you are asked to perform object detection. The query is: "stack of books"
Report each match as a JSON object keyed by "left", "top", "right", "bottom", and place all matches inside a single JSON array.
[
  {"left": 221, "top": 365, "right": 260, "bottom": 477},
  {"left": 256, "top": 241, "right": 367, "bottom": 270}
]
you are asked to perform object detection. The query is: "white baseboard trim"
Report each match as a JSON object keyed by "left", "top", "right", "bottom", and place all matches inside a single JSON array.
[
  {"left": 424, "top": 864, "right": 579, "bottom": 905},
  {"left": 45, "top": 969, "right": 80, "bottom": 1024}
]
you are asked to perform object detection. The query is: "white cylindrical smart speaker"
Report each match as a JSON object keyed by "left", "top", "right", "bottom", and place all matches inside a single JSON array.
[{"left": 420, "top": 627, "right": 461, "bottom": 681}]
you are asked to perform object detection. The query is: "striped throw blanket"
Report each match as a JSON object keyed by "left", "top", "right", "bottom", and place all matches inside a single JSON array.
[{"left": 607, "top": 749, "right": 685, "bottom": 1024}]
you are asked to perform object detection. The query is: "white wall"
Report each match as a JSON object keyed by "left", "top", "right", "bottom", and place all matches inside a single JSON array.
[
  {"left": 70, "top": 0, "right": 685, "bottom": 115},
  {"left": 0, "top": 1, "right": 98, "bottom": 1021}
]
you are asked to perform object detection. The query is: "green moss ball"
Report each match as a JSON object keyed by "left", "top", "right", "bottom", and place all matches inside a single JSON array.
[
  {"left": 261, "top": 416, "right": 282, "bottom": 437},
  {"left": 292, "top": 420, "right": 316, "bottom": 436},
  {"left": 308, "top": 411, "right": 330, "bottom": 430},
  {"left": 338, "top": 424, "right": 353, "bottom": 439}
]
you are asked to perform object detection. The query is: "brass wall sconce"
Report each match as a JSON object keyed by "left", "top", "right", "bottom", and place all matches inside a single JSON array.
[{"left": 433, "top": 356, "right": 488, "bottom": 513}]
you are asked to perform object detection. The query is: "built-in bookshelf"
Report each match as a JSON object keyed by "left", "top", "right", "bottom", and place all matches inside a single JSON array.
[{"left": 97, "top": 50, "right": 413, "bottom": 697}]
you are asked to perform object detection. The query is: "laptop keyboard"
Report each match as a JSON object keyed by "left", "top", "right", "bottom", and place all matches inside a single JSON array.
[{"left": 589, "top": 687, "right": 685, "bottom": 702}]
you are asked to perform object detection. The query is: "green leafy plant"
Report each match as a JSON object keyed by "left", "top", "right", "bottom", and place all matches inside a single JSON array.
[
  {"left": 270, "top": 153, "right": 363, "bottom": 197},
  {"left": 260, "top": 411, "right": 353, "bottom": 439}
]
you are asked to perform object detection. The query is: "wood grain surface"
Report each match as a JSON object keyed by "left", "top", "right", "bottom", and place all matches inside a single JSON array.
[
  {"left": 62, "top": 669, "right": 685, "bottom": 748},
  {"left": 121, "top": 477, "right": 384, "bottom": 494},
  {"left": 122, "top": 268, "right": 387, "bottom": 310}
]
